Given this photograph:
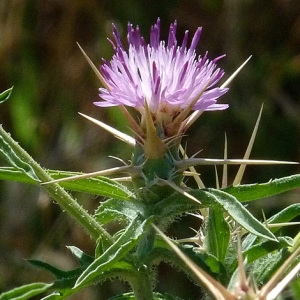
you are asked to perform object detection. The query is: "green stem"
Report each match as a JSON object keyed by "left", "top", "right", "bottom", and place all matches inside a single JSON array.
[
  {"left": 130, "top": 268, "right": 154, "bottom": 300},
  {"left": 290, "top": 231, "right": 300, "bottom": 253},
  {"left": 129, "top": 228, "right": 156, "bottom": 300},
  {"left": 0, "top": 125, "right": 112, "bottom": 243}
]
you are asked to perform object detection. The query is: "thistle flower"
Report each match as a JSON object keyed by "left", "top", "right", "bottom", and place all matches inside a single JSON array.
[{"left": 94, "top": 18, "right": 229, "bottom": 138}]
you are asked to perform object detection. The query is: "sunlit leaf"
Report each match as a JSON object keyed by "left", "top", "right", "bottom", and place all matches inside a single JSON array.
[
  {"left": 204, "top": 207, "right": 230, "bottom": 263},
  {"left": 66, "top": 246, "right": 94, "bottom": 265},
  {"left": 267, "top": 203, "right": 300, "bottom": 230},
  {"left": 95, "top": 198, "right": 144, "bottom": 224},
  {"left": 0, "top": 167, "right": 132, "bottom": 200},
  {"left": 207, "top": 189, "right": 277, "bottom": 241},
  {"left": 75, "top": 214, "right": 150, "bottom": 288},
  {"left": 0, "top": 132, "right": 39, "bottom": 181},
  {"left": 153, "top": 188, "right": 276, "bottom": 240},
  {"left": 223, "top": 174, "right": 300, "bottom": 202},
  {"left": 252, "top": 249, "right": 290, "bottom": 284},
  {"left": 0, "top": 282, "right": 53, "bottom": 300},
  {"left": 242, "top": 204, "right": 300, "bottom": 252},
  {"left": 48, "top": 170, "right": 133, "bottom": 200},
  {"left": 243, "top": 237, "right": 292, "bottom": 265}
]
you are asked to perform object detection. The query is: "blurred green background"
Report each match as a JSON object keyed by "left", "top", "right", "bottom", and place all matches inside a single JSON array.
[{"left": 0, "top": 0, "right": 300, "bottom": 299}]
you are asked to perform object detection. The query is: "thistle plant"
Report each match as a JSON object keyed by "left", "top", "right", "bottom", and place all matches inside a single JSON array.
[{"left": 0, "top": 19, "right": 300, "bottom": 300}]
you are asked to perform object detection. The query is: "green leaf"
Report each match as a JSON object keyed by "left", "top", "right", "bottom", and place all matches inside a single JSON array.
[
  {"left": 158, "top": 188, "right": 275, "bottom": 241},
  {"left": 223, "top": 174, "right": 300, "bottom": 202},
  {"left": 0, "top": 282, "right": 53, "bottom": 300},
  {"left": 150, "top": 239, "right": 226, "bottom": 283},
  {"left": 28, "top": 247, "right": 94, "bottom": 284},
  {"left": 0, "top": 134, "right": 39, "bottom": 181},
  {"left": 207, "top": 189, "right": 277, "bottom": 241},
  {"left": 291, "top": 278, "right": 300, "bottom": 299},
  {"left": 41, "top": 289, "right": 78, "bottom": 300},
  {"left": 267, "top": 203, "right": 300, "bottom": 228},
  {"left": 204, "top": 207, "right": 230, "bottom": 263},
  {"left": 151, "top": 190, "right": 209, "bottom": 220},
  {"left": 252, "top": 248, "right": 290, "bottom": 284},
  {"left": 0, "top": 87, "right": 13, "bottom": 104},
  {"left": 95, "top": 198, "right": 145, "bottom": 224},
  {"left": 241, "top": 203, "right": 300, "bottom": 252},
  {"left": 37, "top": 260, "right": 135, "bottom": 299},
  {"left": 66, "top": 246, "right": 94, "bottom": 265},
  {"left": 28, "top": 258, "right": 134, "bottom": 298},
  {"left": 48, "top": 170, "right": 133, "bottom": 200},
  {"left": 27, "top": 259, "right": 82, "bottom": 281},
  {"left": 152, "top": 188, "right": 276, "bottom": 241},
  {"left": 0, "top": 167, "right": 37, "bottom": 183},
  {"left": 228, "top": 236, "right": 292, "bottom": 277},
  {"left": 75, "top": 214, "right": 150, "bottom": 288},
  {"left": 0, "top": 167, "right": 132, "bottom": 200},
  {"left": 41, "top": 292, "right": 62, "bottom": 300},
  {"left": 243, "top": 237, "right": 292, "bottom": 264},
  {"left": 180, "top": 244, "right": 227, "bottom": 280}
]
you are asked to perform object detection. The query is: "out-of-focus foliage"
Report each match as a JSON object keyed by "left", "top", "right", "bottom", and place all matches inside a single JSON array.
[{"left": 0, "top": 0, "right": 299, "bottom": 299}]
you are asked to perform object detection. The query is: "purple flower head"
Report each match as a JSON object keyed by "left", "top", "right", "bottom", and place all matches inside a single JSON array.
[{"left": 94, "top": 18, "right": 228, "bottom": 135}]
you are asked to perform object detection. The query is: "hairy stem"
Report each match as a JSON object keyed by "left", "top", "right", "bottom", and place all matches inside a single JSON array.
[
  {"left": 0, "top": 125, "right": 112, "bottom": 243},
  {"left": 130, "top": 268, "right": 154, "bottom": 300}
]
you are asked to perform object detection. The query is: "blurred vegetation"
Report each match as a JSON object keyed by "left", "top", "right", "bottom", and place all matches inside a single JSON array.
[{"left": 0, "top": 0, "right": 300, "bottom": 299}]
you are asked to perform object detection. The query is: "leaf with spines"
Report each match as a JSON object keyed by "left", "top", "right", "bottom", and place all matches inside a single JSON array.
[
  {"left": 223, "top": 174, "right": 300, "bottom": 202},
  {"left": 207, "top": 189, "right": 277, "bottom": 241},
  {"left": 154, "top": 188, "right": 276, "bottom": 241},
  {"left": 95, "top": 198, "right": 145, "bottom": 224},
  {"left": 0, "top": 130, "right": 39, "bottom": 181},
  {"left": 0, "top": 167, "right": 133, "bottom": 200},
  {"left": 75, "top": 214, "right": 150, "bottom": 288}
]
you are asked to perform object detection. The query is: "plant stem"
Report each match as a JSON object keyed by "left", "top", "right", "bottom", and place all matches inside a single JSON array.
[
  {"left": 0, "top": 125, "right": 112, "bottom": 243},
  {"left": 130, "top": 268, "right": 154, "bottom": 300},
  {"left": 128, "top": 227, "right": 156, "bottom": 299}
]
